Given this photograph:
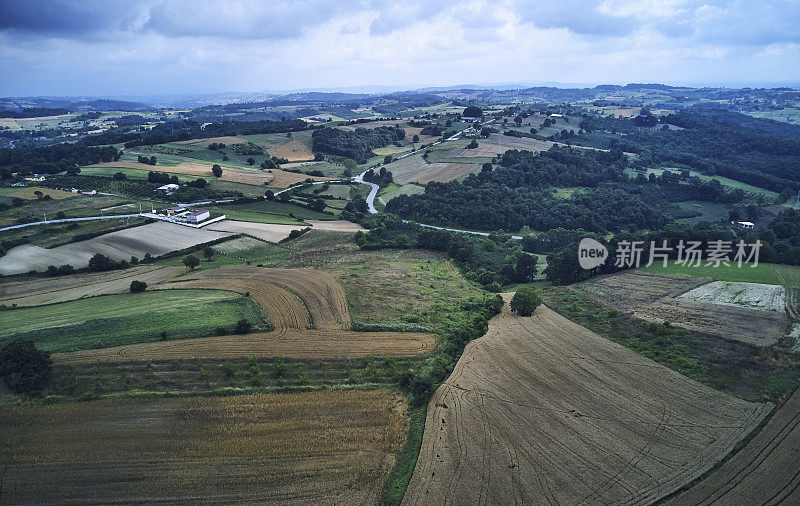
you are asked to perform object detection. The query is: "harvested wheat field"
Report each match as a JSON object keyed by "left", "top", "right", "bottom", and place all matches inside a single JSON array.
[
  {"left": 53, "top": 327, "right": 436, "bottom": 364},
  {"left": 403, "top": 127, "right": 439, "bottom": 143},
  {"left": 403, "top": 296, "right": 770, "bottom": 505},
  {"left": 173, "top": 135, "right": 247, "bottom": 146},
  {"left": 268, "top": 138, "right": 315, "bottom": 162},
  {"left": 206, "top": 219, "right": 307, "bottom": 242},
  {"left": 0, "top": 265, "right": 182, "bottom": 307},
  {"left": 305, "top": 219, "right": 366, "bottom": 232},
  {"left": 55, "top": 265, "right": 436, "bottom": 364},
  {"left": 0, "top": 390, "right": 408, "bottom": 505},
  {"left": 0, "top": 222, "right": 231, "bottom": 275},
  {"left": 668, "top": 387, "right": 800, "bottom": 505},
  {"left": 86, "top": 161, "right": 274, "bottom": 186}
]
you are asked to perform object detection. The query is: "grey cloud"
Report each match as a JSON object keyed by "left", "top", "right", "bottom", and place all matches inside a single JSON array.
[{"left": 516, "top": 0, "right": 638, "bottom": 37}]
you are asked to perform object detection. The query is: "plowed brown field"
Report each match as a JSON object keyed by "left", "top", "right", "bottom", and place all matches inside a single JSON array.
[
  {"left": 403, "top": 296, "right": 770, "bottom": 505},
  {"left": 0, "top": 390, "right": 408, "bottom": 504},
  {"left": 0, "top": 265, "right": 182, "bottom": 307},
  {"left": 54, "top": 265, "right": 436, "bottom": 364},
  {"left": 668, "top": 388, "right": 800, "bottom": 505},
  {"left": 268, "top": 138, "right": 315, "bottom": 162}
]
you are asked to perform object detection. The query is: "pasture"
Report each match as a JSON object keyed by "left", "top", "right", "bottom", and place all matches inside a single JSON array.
[
  {"left": 0, "top": 289, "right": 266, "bottom": 353},
  {"left": 404, "top": 298, "right": 770, "bottom": 504},
  {"left": 640, "top": 260, "right": 791, "bottom": 284},
  {"left": 0, "top": 390, "right": 408, "bottom": 504}
]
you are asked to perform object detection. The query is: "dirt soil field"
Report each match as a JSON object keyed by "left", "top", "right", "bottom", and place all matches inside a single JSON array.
[
  {"left": 636, "top": 299, "right": 788, "bottom": 347},
  {"left": 0, "top": 222, "right": 231, "bottom": 275},
  {"left": 0, "top": 265, "right": 182, "bottom": 307},
  {"left": 576, "top": 272, "right": 708, "bottom": 310},
  {"left": 54, "top": 265, "right": 436, "bottom": 364},
  {"left": 0, "top": 390, "right": 408, "bottom": 505},
  {"left": 266, "top": 168, "right": 331, "bottom": 188},
  {"left": 668, "top": 387, "right": 800, "bottom": 505},
  {"left": 403, "top": 296, "right": 770, "bottom": 505},
  {"left": 577, "top": 272, "right": 788, "bottom": 347}
]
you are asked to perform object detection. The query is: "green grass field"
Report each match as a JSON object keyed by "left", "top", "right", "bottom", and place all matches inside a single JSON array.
[
  {"left": 0, "top": 289, "right": 268, "bottom": 353},
  {"left": 638, "top": 260, "right": 800, "bottom": 285}
]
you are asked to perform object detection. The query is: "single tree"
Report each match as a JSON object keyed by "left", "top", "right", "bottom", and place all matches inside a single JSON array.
[
  {"left": 211, "top": 164, "right": 223, "bottom": 177},
  {"left": 182, "top": 255, "right": 200, "bottom": 270},
  {"left": 412, "top": 134, "right": 420, "bottom": 143},
  {"left": 510, "top": 286, "right": 542, "bottom": 316}
]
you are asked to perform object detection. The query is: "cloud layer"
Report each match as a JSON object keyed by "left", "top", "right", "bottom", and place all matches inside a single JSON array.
[{"left": 1, "top": 0, "right": 798, "bottom": 95}]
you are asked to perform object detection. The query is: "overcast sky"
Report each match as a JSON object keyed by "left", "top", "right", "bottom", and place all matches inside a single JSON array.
[{"left": 1, "top": 0, "right": 799, "bottom": 97}]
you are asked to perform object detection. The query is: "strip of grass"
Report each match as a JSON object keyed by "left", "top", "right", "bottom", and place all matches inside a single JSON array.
[
  {"left": 639, "top": 260, "right": 784, "bottom": 284},
  {"left": 0, "top": 289, "right": 269, "bottom": 353},
  {"left": 382, "top": 404, "right": 426, "bottom": 506}
]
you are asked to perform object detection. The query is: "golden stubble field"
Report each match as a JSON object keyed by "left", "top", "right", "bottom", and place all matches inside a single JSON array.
[
  {"left": 403, "top": 296, "right": 771, "bottom": 505},
  {"left": 0, "top": 390, "right": 408, "bottom": 504}
]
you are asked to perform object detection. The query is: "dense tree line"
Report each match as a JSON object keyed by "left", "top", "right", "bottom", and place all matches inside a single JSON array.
[
  {"left": 579, "top": 111, "right": 800, "bottom": 192},
  {"left": 362, "top": 167, "right": 393, "bottom": 186},
  {"left": 311, "top": 125, "right": 405, "bottom": 163},
  {"left": 0, "top": 144, "right": 119, "bottom": 177},
  {"left": 80, "top": 119, "right": 307, "bottom": 148},
  {"left": 0, "top": 108, "right": 69, "bottom": 118}
]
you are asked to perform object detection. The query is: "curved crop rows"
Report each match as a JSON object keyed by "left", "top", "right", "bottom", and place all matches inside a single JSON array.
[
  {"left": 668, "top": 388, "right": 800, "bottom": 505},
  {"left": 54, "top": 265, "right": 436, "bottom": 363},
  {"left": 403, "top": 296, "right": 770, "bottom": 505},
  {"left": 0, "top": 265, "right": 183, "bottom": 307}
]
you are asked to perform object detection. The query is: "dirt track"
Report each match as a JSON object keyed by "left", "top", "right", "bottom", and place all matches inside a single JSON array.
[
  {"left": 668, "top": 388, "right": 800, "bottom": 505},
  {"left": 0, "top": 265, "right": 182, "bottom": 307},
  {"left": 403, "top": 297, "right": 770, "bottom": 505},
  {"left": 0, "top": 390, "right": 407, "bottom": 504}
]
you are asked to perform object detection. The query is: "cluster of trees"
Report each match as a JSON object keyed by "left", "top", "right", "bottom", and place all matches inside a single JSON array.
[
  {"left": 88, "top": 253, "right": 134, "bottom": 272},
  {"left": 362, "top": 167, "right": 393, "bottom": 186},
  {"left": 420, "top": 124, "right": 447, "bottom": 136},
  {"left": 311, "top": 125, "right": 405, "bottom": 163},
  {"left": 186, "top": 178, "right": 207, "bottom": 188},
  {"left": 147, "top": 171, "right": 179, "bottom": 185},
  {"left": 0, "top": 338, "right": 51, "bottom": 394},
  {"left": 208, "top": 142, "right": 227, "bottom": 150},
  {"left": 230, "top": 142, "right": 264, "bottom": 155},
  {"left": 137, "top": 155, "right": 157, "bottom": 165},
  {"left": 0, "top": 144, "right": 119, "bottom": 178}
]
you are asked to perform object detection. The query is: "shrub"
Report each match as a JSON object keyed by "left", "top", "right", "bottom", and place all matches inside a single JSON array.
[
  {"left": 234, "top": 318, "right": 252, "bottom": 334},
  {"left": 129, "top": 280, "right": 147, "bottom": 293},
  {"left": 510, "top": 286, "right": 542, "bottom": 316},
  {"left": 182, "top": 255, "right": 200, "bottom": 270}
]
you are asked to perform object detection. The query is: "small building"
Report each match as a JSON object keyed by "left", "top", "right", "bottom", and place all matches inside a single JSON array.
[
  {"left": 736, "top": 221, "right": 754, "bottom": 230},
  {"left": 165, "top": 206, "right": 184, "bottom": 216},
  {"left": 81, "top": 189, "right": 96, "bottom": 195},
  {"left": 156, "top": 183, "right": 180, "bottom": 193},
  {"left": 186, "top": 210, "right": 210, "bottom": 223},
  {"left": 24, "top": 173, "right": 51, "bottom": 182}
]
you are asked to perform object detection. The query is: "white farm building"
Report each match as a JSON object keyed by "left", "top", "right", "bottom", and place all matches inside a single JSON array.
[{"left": 186, "top": 210, "right": 210, "bottom": 223}]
